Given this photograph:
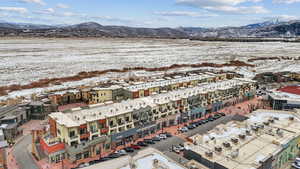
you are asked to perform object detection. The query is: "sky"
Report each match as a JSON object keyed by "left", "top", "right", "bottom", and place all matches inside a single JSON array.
[{"left": 0, "top": 0, "right": 300, "bottom": 28}]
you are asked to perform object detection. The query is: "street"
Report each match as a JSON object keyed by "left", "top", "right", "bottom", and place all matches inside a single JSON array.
[{"left": 12, "top": 134, "right": 39, "bottom": 169}]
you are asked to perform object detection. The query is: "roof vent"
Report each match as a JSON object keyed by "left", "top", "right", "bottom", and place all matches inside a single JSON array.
[
  {"left": 289, "top": 116, "right": 294, "bottom": 121},
  {"left": 238, "top": 134, "right": 246, "bottom": 140},
  {"left": 231, "top": 137, "right": 239, "bottom": 144},
  {"left": 223, "top": 142, "right": 231, "bottom": 148},
  {"left": 215, "top": 146, "right": 222, "bottom": 152},
  {"left": 246, "top": 129, "right": 251, "bottom": 135},
  {"left": 205, "top": 151, "right": 213, "bottom": 157},
  {"left": 263, "top": 121, "right": 269, "bottom": 126},
  {"left": 268, "top": 118, "right": 274, "bottom": 123}
]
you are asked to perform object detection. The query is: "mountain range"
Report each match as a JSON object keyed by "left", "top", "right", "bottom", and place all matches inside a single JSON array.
[{"left": 1, "top": 20, "right": 300, "bottom": 39}]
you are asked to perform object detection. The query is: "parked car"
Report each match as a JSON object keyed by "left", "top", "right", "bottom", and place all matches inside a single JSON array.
[
  {"left": 144, "top": 139, "right": 155, "bottom": 144},
  {"left": 187, "top": 125, "right": 195, "bottom": 129},
  {"left": 171, "top": 145, "right": 180, "bottom": 154},
  {"left": 115, "top": 149, "right": 127, "bottom": 155},
  {"left": 98, "top": 157, "right": 111, "bottom": 162},
  {"left": 108, "top": 153, "right": 122, "bottom": 158},
  {"left": 152, "top": 136, "right": 161, "bottom": 141},
  {"left": 220, "top": 113, "right": 226, "bottom": 116},
  {"left": 137, "top": 141, "right": 148, "bottom": 147},
  {"left": 202, "top": 119, "right": 209, "bottom": 123},
  {"left": 78, "top": 162, "right": 89, "bottom": 168},
  {"left": 159, "top": 134, "right": 167, "bottom": 139},
  {"left": 124, "top": 147, "right": 135, "bottom": 153},
  {"left": 179, "top": 127, "right": 188, "bottom": 132},
  {"left": 292, "top": 162, "right": 300, "bottom": 169},
  {"left": 130, "top": 144, "right": 141, "bottom": 149},
  {"left": 164, "top": 132, "right": 172, "bottom": 137}
]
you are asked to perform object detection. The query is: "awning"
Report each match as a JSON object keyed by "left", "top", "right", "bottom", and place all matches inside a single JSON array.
[{"left": 111, "top": 128, "right": 137, "bottom": 141}]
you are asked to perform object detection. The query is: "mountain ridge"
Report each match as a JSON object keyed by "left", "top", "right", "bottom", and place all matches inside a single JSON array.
[{"left": 1, "top": 20, "right": 300, "bottom": 38}]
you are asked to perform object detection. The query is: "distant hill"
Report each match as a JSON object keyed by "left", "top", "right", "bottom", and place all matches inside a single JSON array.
[{"left": 1, "top": 20, "right": 300, "bottom": 39}]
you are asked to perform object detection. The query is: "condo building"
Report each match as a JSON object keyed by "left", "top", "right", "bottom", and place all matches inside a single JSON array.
[
  {"left": 183, "top": 109, "right": 300, "bottom": 169},
  {"left": 39, "top": 78, "right": 256, "bottom": 163}
]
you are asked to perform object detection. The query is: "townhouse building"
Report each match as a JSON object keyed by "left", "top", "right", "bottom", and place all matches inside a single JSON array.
[
  {"left": 39, "top": 78, "right": 256, "bottom": 163},
  {"left": 122, "top": 73, "right": 227, "bottom": 100}
]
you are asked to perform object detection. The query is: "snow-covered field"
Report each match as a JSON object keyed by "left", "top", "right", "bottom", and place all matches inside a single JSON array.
[
  {"left": 1, "top": 38, "right": 300, "bottom": 86},
  {"left": 1, "top": 38, "right": 300, "bottom": 101}
]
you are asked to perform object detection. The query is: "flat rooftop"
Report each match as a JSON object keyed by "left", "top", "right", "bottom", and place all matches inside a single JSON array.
[{"left": 185, "top": 109, "right": 300, "bottom": 169}]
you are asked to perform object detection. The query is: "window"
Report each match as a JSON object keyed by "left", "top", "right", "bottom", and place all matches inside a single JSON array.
[
  {"left": 76, "top": 153, "right": 82, "bottom": 160},
  {"left": 83, "top": 152, "right": 89, "bottom": 159},
  {"left": 69, "top": 131, "right": 75, "bottom": 138},
  {"left": 57, "top": 129, "right": 61, "bottom": 135},
  {"left": 79, "top": 128, "right": 87, "bottom": 134}
]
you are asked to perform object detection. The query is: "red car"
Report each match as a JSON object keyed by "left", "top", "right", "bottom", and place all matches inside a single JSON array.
[{"left": 130, "top": 144, "right": 141, "bottom": 150}]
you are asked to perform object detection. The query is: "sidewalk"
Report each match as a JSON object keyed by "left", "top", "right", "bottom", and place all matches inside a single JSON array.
[{"left": 6, "top": 147, "right": 19, "bottom": 169}]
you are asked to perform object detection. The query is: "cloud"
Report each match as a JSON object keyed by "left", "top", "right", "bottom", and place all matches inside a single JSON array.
[
  {"left": 204, "top": 5, "right": 269, "bottom": 14},
  {"left": 176, "top": 0, "right": 268, "bottom": 14},
  {"left": 0, "top": 7, "right": 28, "bottom": 14},
  {"left": 263, "top": 15, "right": 299, "bottom": 21},
  {"left": 90, "top": 16, "right": 135, "bottom": 24},
  {"left": 273, "top": 0, "right": 300, "bottom": 3},
  {"left": 154, "top": 11, "right": 218, "bottom": 17},
  {"left": 56, "top": 3, "right": 69, "bottom": 9},
  {"left": 34, "top": 8, "right": 55, "bottom": 15},
  {"left": 19, "top": 0, "right": 46, "bottom": 5}
]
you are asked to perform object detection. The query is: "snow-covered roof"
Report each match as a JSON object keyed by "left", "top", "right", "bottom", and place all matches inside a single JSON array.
[
  {"left": 49, "top": 78, "right": 255, "bottom": 127},
  {"left": 186, "top": 109, "right": 300, "bottom": 169}
]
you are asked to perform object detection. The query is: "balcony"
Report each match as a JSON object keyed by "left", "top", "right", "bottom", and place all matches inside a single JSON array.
[
  {"left": 100, "top": 128, "right": 109, "bottom": 134},
  {"left": 80, "top": 133, "right": 90, "bottom": 140},
  {"left": 69, "top": 135, "right": 78, "bottom": 140},
  {"left": 66, "top": 135, "right": 108, "bottom": 158}
]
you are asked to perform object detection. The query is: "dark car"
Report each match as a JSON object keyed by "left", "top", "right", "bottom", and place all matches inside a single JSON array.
[
  {"left": 137, "top": 141, "right": 148, "bottom": 147},
  {"left": 213, "top": 114, "right": 221, "bottom": 119},
  {"left": 89, "top": 160, "right": 97, "bottom": 165},
  {"left": 203, "top": 119, "right": 209, "bottom": 123},
  {"left": 124, "top": 147, "right": 135, "bottom": 152},
  {"left": 152, "top": 136, "right": 161, "bottom": 141},
  {"left": 108, "top": 153, "right": 122, "bottom": 158},
  {"left": 187, "top": 125, "right": 195, "bottom": 129},
  {"left": 219, "top": 113, "right": 226, "bottom": 116},
  {"left": 131, "top": 144, "right": 141, "bottom": 149},
  {"left": 165, "top": 132, "right": 172, "bottom": 137},
  {"left": 98, "top": 157, "right": 111, "bottom": 162},
  {"left": 144, "top": 139, "right": 155, "bottom": 144}
]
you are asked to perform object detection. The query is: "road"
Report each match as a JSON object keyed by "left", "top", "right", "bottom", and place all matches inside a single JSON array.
[{"left": 13, "top": 134, "right": 39, "bottom": 169}]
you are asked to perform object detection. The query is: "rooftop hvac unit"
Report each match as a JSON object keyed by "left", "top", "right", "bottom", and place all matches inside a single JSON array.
[
  {"left": 231, "top": 138, "right": 239, "bottom": 144},
  {"left": 251, "top": 126, "right": 259, "bottom": 132},
  {"left": 205, "top": 151, "right": 213, "bottom": 157},
  {"left": 230, "top": 149, "right": 239, "bottom": 158},
  {"left": 215, "top": 146, "right": 222, "bottom": 152},
  {"left": 263, "top": 121, "right": 270, "bottom": 126},
  {"left": 274, "top": 117, "right": 279, "bottom": 120},
  {"left": 289, "top": 116, "right": 294, "bottom": 121},
  {"left": 276, "top": 129, "right": 284, "bottom": 137},
  {"left": 246, "top": 129, "right": 251, "bottom": 135},
  {"left": 268, "top": 118, "right": 274, "bottom": 123},
  {"left": 223, "top": 142, "right": 231, "bottom": 148},
  {"left": 238, "top": 134, "right": 246, "bottom": 139}
]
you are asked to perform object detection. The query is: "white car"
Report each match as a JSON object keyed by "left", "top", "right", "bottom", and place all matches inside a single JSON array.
[
  {"left": 292, "top": 162, "right": 300, "bottom": 169},
  {"left": 158, "top": 134, "right": 167, "bottom": 139},
  {"left": 295, "top": 157, "right": 300, "bottom": 162},
  {"left": 116, "top": 149, "right": 127, "bottom": 155},
  {"left": 179, "top": 127, "right": 188, "bottom": 132}
]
